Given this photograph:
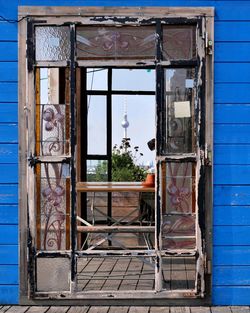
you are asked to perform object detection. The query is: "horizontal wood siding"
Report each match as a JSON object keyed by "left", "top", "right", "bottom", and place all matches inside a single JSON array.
[
  {"left": 0, "top": 3, "right": 18, "bottom": 304},
  {"left": 213, "top": 1, "right": 250, "bottom": 305}
]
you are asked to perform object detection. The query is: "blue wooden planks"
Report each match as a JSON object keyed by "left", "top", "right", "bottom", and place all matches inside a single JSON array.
[
  {"left": 214, "top": 206, "right": 250, "bottom": 225},
  {"left": 0, "top": 0, "right": 18, "bottom": 20},
  {"left": 214, "top": 145, "right": 250, "bottom": 165},
  {"left": 0, "top": 245, "right": 18, "bottom": 265},
  {"left": 213, "top": 246, "right": 250, "bottom": 266},
  {"left": 0, "top": 42, "right": 17, "bottom": 61},
  {"left": 215, "top": 64, "right": 250, "bottom": 84},
  {"left": 0, "top": 265, "right": 18, "bottom": 284},
  {"left": 0, "top": 144, "right": 18, "bottom": 163},
  {"left": 213, "top": 266, "right": 250, "bottom": 286},
  {"left": 215, "top": 21, "right": 250, "bottom": 42},
  {"left": 214, "top": 165, "right": 250, "bottom": 185},
  {"left": 0, "top": 205, "right": 18, "bottom": 224},
  {"left": 213, "top": 286, "right": 250, "bottom": 305},
  {"left": 215, "top": 124, "right": 250, "bottom": 144},
  {"left": 0, "top": 104, "right": 18, "bottom": 123},
  {"left": 0, "top": 125, "right": 18, "bottom": 143},
  {"left": 0, "top": 164, "right": 18, "bottom": 183},
  {"left": 0, "top": 185, "right": 18, "bottom": 204},
  {"left": 0, "top": 63, "right": 18, "bottom": 82},
  {"left": 214, "top": 226, "right": 250, "bottom": 245},
  {"left": 215, "top": 43, "right": 250, "bottom": 62},
  {"left": 0, "top": 286, "right": 18, "bottom": 305},
  {"left": 215, "top": 104, "right": 250, "bottom": 123},
  {"left": 0, "top": 225, "right": 18, "bottom": 245},
  {"left": 0, "top": 83, "right": 17, "bottom": 102},
  {"left": 214, "top": 186, "right": 250, "bottom": 205},
  {"left": 215, "top": 83, "right": 250, "bottom": 103},
  {"left": 0, "top": 22, "right": 17, "bottom": 41}
]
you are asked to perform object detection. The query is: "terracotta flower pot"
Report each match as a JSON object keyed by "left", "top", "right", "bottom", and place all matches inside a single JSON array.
[{"left": 143, "top": 173, "right": 155, "bottom": 187}]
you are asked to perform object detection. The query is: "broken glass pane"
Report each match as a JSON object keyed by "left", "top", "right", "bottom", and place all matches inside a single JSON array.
[
  {"left": 76, "top": 26, "right": 155, "bottom": 60},
  {"left": 165, "top": 68, "right": 195, "bottom": 154},
  {"left": 35, "top": 26, "right": 70, "bottom": 61},
  {"left": 163, "top": 25, "right": 196, "bottom": 60}
]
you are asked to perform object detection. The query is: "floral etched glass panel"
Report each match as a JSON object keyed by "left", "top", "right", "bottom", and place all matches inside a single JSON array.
[
  {"left": 35, "top": 26, "right": 70, "bottom": 61},
  {"left": 76, "top": 26, "right": 155, "bottom": 59},
  {"left": 161, "top": 162, "right": 196, "bottom": 250},
  {"left": 165, "top": 68, "right": 195, "bottom": 154},
  {"left": 36, "top": 68, "right": 70, "bottom": 156},
  {"left": 162, "top": 26, "right": 196, "bottom": 60},
  {"left": 37, "top": 163, "right": 70, "bottom": 251}
]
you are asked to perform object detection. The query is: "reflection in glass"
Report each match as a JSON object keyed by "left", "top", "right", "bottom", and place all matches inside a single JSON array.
[
  {"left": 165, "top": 68, "right": 195, "bottom": 153},
  {"left": 112, "top": 69, "right": 155, "bottom": 91},
  {"left": 35, "top": 26, "right": 70, "bottom": 61},
  {"left": 87, "top": 160, "right": 108, "bottom": 182},
  {"left": 76, "top": 26, "right": 155, "bottom": 59},
  {"left": 163, "top": 26, "right": 196, "bottom": 60},
  {"left": 87, "top": 96, "right": 107, "bottom": 155}
]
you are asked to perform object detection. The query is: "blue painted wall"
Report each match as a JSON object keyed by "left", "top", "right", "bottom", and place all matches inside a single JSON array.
[{"left": 1, "top": 0, "right": 250, "bottom": 305}]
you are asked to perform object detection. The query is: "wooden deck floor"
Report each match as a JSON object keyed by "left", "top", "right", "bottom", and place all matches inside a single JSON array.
[
  {"left": 0, "top": 306, "right": 249, "bottom": 313},
  {"left": 77, "top": 256, "right": 195, "bottom": 291}
]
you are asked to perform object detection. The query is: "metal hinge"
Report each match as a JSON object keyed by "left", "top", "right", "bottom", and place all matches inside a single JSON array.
[{"left": 205, "top": 32, "right": 213, "bottom": 55}]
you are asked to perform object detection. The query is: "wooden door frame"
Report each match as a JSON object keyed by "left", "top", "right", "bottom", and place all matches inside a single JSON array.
[{"left": 18, "top": 6, "right": 214, "bottom": 305}]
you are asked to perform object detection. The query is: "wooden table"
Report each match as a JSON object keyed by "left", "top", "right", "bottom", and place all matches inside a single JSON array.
[{"left": 76, "top": 182, "right": 155, "bottom": 234}]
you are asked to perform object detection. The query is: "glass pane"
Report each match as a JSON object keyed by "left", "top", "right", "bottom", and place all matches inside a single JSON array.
[
  {"left": 87, "top": 96, "right": 107, "bottom": 155},
  {"left": 36, "top": 257, "right": 70, "bottom": 291},
  {"left": 164, "top": 162, "right": 195, "bottom": 214},
  {"left": 87, "top": 160, "right": 108, "bottom": 182},
  {"left": 37, "top": 163, "right": 71, "bottom": 251},
  {"left": 87, "top": 68, "right": 108, "bottom": 90},
  {"left": 165, "top": 68, "right": 195, "bottom": 154},
  {"left": 112, "top": 69, "right": 155, "bottom": 91},
  {"left": 162, "top": 215, "right": 195, "bottom": 237},
  {"left": 112, "top": 95, "right": 155, "bottom": 177},
  {"left": 76, "top": 26, "right": 155, "bottom": 60},
  {"left": 163, "top": 25, "right": 196, "bottom": 60},
  {"left": 35, "top": 26, "right": 70, "bottom": 61},
  {"left": 36, "top": 68, "right": 70, "bottom": 156}
]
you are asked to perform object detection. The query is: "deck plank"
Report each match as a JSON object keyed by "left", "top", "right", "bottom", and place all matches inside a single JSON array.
[
  {"left": 128, "top": 307, "right": 149, "bottom": 313},
  {"left": 46, "top": 307, "right": 69, "bottom": 313},
  {"left": 5, "top": 307, "right": 29, "bottom": 313},
  {"left": 211, "top": 308, "right": 231, "bottom": 313},
  {"left": 67, "top": 306, "right": 89, "bottom": 313},
  {"left": 190, "top": 307, "right": 210, "bottom": 313},
  {"left": 170, "top": 308, "right": 190, "bottom": 313},
  {"left": 87, "top": 306, "right": 109, "bottom": 313},
  {"left": 230, "top": 307, "right": 250, "bottom": 313},
  {"left": 149, "top": 307, "right": 170, "bottom": 312},
  {"left": 0, "top": 307, "right": 11, "bottom": 312},
  {"left": 108, "top": 306, "right": 129, "bottom": 313},
  {"left": 25, "top": 307, "right": 49, "bottom": 313},
  {"left": 119, "top": 258, "right": 144, "bottom": 290},
  {"left": 170, "top": 258, "right": 188, "bottom": 290}
]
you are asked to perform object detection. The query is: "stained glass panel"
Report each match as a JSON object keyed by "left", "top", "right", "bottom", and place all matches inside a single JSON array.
[
  {"left": 35, "top": 26, "right": 70, "bottom": 61},
  {"left": 163, "top": 25, "right": 196, "bottom": 60},
  {"left": 76, "top": 26, "right": 155, "bottom": 59}
]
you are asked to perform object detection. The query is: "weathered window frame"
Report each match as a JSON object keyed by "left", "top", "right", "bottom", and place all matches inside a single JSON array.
[{"left": 18, "top": 6, "right": 214, "bottom": 305}]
